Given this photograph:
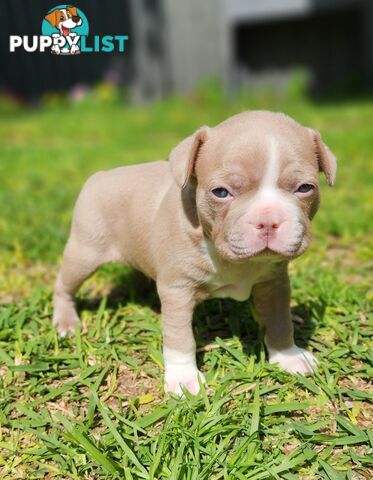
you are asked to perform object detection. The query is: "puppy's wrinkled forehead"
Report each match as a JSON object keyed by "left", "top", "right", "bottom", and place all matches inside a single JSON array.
[{"left": 196, "top": 111, "right": 318, "bottom": 188}]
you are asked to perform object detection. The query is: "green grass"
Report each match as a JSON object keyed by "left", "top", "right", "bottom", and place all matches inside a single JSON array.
[{"left": 0, "top": 83, "right": 372, "bottom": 479}]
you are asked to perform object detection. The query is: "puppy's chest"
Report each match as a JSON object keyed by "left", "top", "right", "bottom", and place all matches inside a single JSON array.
[
  {"left": 203, "top": 258, "right": 273, "bottom": 302},
  {"left": 205, "top": 272, "right": 252, "bottom": 301}
]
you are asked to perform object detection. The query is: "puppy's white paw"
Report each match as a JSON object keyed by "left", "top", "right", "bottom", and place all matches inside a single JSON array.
[
  {"left": 51, "top": 45, "right": 61, "bottom": 55},
  {"left": 70, "top": 45, "right": 80, "bottom": 55},
  {"left": 163, "top": 347, "right": 205, "bottom": 396},
  {"left": 165, "top": 367, "right": 206, "bottom": 396},
  {"left": 267, "top": 345, "right": 318, "bottom": 374},
  {"left": 52, "top": 304, "right": 80, "bottom": 337}
]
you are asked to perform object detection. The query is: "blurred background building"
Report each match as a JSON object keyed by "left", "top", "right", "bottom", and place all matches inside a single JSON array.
[{"left": 1, "top": 0, "right": 372, "bottom": 102}]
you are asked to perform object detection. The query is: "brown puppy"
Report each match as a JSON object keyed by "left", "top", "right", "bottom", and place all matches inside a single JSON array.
[{"left": 53, "top": 111, "right": 336, "bottom": 395}]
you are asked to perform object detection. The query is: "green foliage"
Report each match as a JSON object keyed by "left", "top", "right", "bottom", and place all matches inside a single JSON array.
[{"left": 0, "top": 84, "right": 372, "bottom": 478}]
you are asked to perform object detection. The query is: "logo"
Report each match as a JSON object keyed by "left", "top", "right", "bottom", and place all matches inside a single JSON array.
[
  {"left": 9, "top": 4, "right": 128, "bottom": 55},
  {"left": 42, "top": 5, "right": 88, "bottom": 55}
]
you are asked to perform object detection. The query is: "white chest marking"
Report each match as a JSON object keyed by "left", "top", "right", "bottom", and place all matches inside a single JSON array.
[
  {"left": 203, "top": 241, "right": 275, "bottom": 301},
  {"left": 207, "top": 271, "right": 255, "bottom": 301}
]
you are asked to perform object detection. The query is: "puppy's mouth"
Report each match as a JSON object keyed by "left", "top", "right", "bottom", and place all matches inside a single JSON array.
[
  {"left": 61, "top": 17, "right": 81, "bottom": 35},
  {"left": 223, "top": 223, "right": 306, "bottom": 261},
  {"left": 229, "top": 245, "right": 288, "bottom": 260},
  {"left": 227, "top": 238, "right": 304, "bottom": 262}
]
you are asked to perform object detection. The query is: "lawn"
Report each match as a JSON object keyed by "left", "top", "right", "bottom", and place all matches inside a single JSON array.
[{"left": 0, "top": 84, "right": 372, "bottom": 479}]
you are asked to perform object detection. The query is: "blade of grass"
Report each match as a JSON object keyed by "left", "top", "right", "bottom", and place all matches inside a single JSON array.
[
  {"left": 91, "top": 391, "right": 148, "bottom": 476},
  {"left": 54, "top": 412, "right": 120, "bottom": 476}
]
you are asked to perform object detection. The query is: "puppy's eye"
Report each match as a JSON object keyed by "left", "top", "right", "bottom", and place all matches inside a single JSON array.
[
  {"left": 296, "top": 184, "right": 314, "bottom": 194},
  {"left": 212, "top": 187, "right": 231, "bottom": 198}
]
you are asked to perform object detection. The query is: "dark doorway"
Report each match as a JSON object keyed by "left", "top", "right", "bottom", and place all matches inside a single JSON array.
[{"left": 234, "top": 5, "right": 365, "bottom": 96}]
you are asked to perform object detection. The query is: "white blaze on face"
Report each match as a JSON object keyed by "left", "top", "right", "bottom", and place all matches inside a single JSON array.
[
  {"left": 59, "top": 9, "right": 79, "bottom": 29},
  {"left": 260, "top": 136, "right": 281, "bottom": 192}
]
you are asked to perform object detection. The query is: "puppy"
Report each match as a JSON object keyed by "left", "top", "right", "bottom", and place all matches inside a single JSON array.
[
  {"left": 44, "top": 6, "right": 82, "bottom": 55},
  {"left": 53, "top": 111, "right": 336, "bottom": 395}
]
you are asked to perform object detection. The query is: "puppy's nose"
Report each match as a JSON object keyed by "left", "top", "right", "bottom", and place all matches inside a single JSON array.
[
  {"left": 255, "top": 222, "right": 280, "bottom": 232},
  {"left": 72, "top": 15, "right": 80, "bottom": 23}
]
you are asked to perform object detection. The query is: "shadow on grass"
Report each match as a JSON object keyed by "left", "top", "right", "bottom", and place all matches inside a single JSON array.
[
  {"left": 291, "top": 299, "right": 327, "bottom": 349},
  {"left": 77, "top": 268, "right": 161, "bottom": 313},
  {"left": 77, "top": 265, "right": 326, "bottom": 367}
]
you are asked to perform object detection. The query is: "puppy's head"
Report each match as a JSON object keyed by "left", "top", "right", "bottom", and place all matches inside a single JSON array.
[
  {"left": 169, "top": 111, "right": 336, "bottom": 262},
  {"left": 45, "top": 6, "right": 82, "bottom": 29}
]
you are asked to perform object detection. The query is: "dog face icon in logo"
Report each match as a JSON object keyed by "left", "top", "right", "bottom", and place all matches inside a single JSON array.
[{"left": 42, "top": 5, "right": 89, "bottom": 55}]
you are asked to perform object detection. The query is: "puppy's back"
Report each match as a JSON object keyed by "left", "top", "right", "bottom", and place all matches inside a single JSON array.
[{"left": 69, "top": 160, "right": 173, "bottom": 275}]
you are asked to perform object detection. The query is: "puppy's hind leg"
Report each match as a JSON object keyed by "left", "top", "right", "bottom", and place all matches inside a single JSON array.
[{"left": 53, "top": 237, "right": 104, "bottom": 337}]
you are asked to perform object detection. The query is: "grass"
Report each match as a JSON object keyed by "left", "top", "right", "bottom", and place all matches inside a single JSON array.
[{"left": 0, "top": 83, "right": 372, "bottom": 479}]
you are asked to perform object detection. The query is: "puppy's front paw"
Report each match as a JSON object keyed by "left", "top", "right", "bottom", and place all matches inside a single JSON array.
[
  {"left": 163, "top": 347, "right": 205, "bottom": 396},
  {"left": 52, "top": 303, "right": 80, "bottom": 337},
  {"left": 70, "top": 45, "right": 80, "bottom": 55},
  {"left": 165, "top": 367, "right": 206, "bottom": 396},
  {"left": 51, "top": 45, "right": 61, "bottom": 55},
  {"left": 268, "top": 345, "right": 318, "bottom": 374}
]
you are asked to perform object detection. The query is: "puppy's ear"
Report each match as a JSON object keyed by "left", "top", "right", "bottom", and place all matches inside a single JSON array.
[
  {"left": 67, "top": 6, "right": 78, "bottom": 16},
  {"left": 308, "top": 128, "right": 337, "bottom": 186},
  {"left": 45, "top": 9, "right": 59, "bottom": 27},
  {"left": 169, "top": 126, "right": 210, "bottom": 189}
]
